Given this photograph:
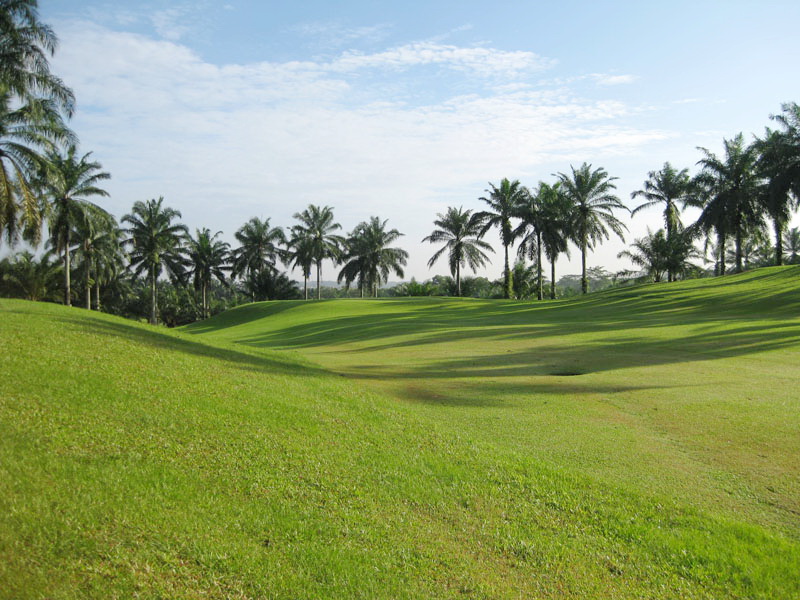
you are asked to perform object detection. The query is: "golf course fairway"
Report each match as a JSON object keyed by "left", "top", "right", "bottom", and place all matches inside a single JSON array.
[{"left": 2, "top": 266, "right": 800, "bottom": 598}]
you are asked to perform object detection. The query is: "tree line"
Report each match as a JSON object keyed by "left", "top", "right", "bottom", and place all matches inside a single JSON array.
[{"left": 1, "top": 1, "right": 799, "bottom": 325}]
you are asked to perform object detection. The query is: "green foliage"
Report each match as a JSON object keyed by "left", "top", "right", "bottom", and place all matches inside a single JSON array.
[{"left": 338, "top": 216, "right": 408, "bottom": 297}]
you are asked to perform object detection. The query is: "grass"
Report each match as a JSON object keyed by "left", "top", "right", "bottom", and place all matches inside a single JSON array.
[{"left": 2, "top": 266, "right": 800, "bottom": 598}]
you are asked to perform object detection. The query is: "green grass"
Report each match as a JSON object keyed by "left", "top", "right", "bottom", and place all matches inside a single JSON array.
[{"left": 3, "top": 266, "right": 800, "bottom": 598}]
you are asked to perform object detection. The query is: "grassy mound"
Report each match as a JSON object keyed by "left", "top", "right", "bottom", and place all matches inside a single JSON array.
[{"left": 3, "top": 267, "right": 800, "bottom": 598}]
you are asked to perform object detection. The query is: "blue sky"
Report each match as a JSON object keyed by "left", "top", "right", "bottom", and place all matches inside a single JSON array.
[{"left": 40, "top": 0, "right": 800, "bottom": 281}]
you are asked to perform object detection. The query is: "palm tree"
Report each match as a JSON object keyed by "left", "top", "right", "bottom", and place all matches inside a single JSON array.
[
  {"left": 694, "top": 134, "right": 763, "bottom": 274},
  {"left": 292, "top": 204, "right": 343, "bottom": 300},
  {"left": 618, "top": 228, "right": 701, "bottom": 283},
  {"left": 515, "top": 182, "right": 564, "bottom": 300},
  {"left": 756, "top": 105, "right": 800, "bottom": 265},
  {"left": 230, "top": 217, "right": 285, "bottom": 300},
  {"left": 422, "top": 206, "right": 493, "bottom": 297},
  {"left": 186, "top": 228, "right": 230, "bottom": 319},
  {"left": 557, "top": 163, "right": 628, "bottom": 294},
  {"left": 539, "top": 182, "right": 572, "bottom": 300},
  {"left": 284, "top": 227, "right": 314, "bottom": 300},
  {"left": 0, "top": 0, "right": 75, "bottom": 113},
  {"left": 0, "top": 89, "right": 72, "bottom": 246},
  {"left": 338, "top": 216, "right": 408, "bottom": 297},
  {"left": 122, "top": 197, "right": 188, "bottom": 325},
  {"left": 42, "top": 145, "right": 111, "bottom": 306},
  {"left": 477, "top": 178, "right": 527, "bottom": 299},
  {"left": 72, "top": 204, "right": 117, "bottom": 310},
  {"left": 630, "top": 163, "right": 696, "bottom": 281},
  {"left": 783, "top": 227, "right": 800, "bottom": 264}
]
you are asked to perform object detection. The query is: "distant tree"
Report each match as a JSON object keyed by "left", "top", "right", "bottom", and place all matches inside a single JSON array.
[
  {"left": 230, "top": 217, "right": 285, "bottom": 300},
  {"left": 393, "top": 277, "right": 435, "bottom": 297},
  {"left": 43, "top": 145, "right": 111, "bottom": 306},
  {"left": 477, "top": 178, "right": 527, "bottom": 299},
  {"left": 72, "top": 204, "right": 118, "bottom": 310},
  {"left": 509, "top": 259, "right": 540, "bottom": 300},
  {"left": 0, "top": 249, "right": 61, "bottom": 301},
  {"left": 422, "top": 206, "right": 493, "bottom": 297},
  {"left": 292, "top": 204, "right": 343, "bottom": 300},
  {"left": 618, "top": 228, "right": 701, "bottom": 283},
  {"left": 694, "top": 134, "right": 764, "bottom": 274},
  {"left": 186, "top": 228, "right": 230, "bottom": 319},
  {"left": 242, "top": 268, "right": 301, "bottom": 301},
  {"left": 557, "top": 163, "right": 628, "bottom": 293},
  {"left": 783, "top": 226, "right": 800, "bottom": 264},
  {"left": 630, "top": 163, "right": 696, "bottom": 281},
  {"left": 339, "top": 216, "right": 408, "bottom": 297},
  {"left": 122, "top": 197, "right": 188, "bottom": 325}
]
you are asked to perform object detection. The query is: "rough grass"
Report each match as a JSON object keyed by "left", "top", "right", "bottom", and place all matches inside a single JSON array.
[{"left": 2, "top": 266, "right": 800, "bottom": 598}]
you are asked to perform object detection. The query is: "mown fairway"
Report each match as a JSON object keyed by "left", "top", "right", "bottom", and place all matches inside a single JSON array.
[{"left": 2, "top": 267, "right": 800, "bottom": 598}]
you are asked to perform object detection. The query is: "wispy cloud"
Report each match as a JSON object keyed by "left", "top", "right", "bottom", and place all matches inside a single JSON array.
[
  {"left": 591, "top": 73, "right": 637, "bottom": 86},
  {"left": 293, "top": 21, "right": 391, "bottom": 50},
  {"left": 329, "top": 41, "right": 555, "bottom": 77}
]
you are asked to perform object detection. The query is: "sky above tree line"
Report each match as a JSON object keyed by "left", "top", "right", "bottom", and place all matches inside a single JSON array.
[{"left": 40, "top": 0, "right": 800, "bottom": 282}]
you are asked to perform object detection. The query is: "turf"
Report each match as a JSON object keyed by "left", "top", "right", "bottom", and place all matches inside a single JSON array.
[{"left": 2, "top": 267, "right": 800, "bottom": 598}]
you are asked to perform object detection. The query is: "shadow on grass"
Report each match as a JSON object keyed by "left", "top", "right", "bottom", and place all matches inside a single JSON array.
[{"left": 6, "top": 305, "right": 322, "bottom": 377}]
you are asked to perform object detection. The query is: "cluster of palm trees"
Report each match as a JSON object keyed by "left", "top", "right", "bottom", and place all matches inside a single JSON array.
[
  {"left": 424, "top": 164, "right": 628, "bottom": 300},
  {"left": 425, "top": 106, "right": 800, "bottom": 299}
]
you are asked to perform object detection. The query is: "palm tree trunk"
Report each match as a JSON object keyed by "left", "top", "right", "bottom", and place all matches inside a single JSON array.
[
  {"left": 303, "top": 275, "right": 308, "bottom": 300},
  {"left": 666, "top": 203, "right": 675, "bottom": 282},
  {"left": 536, "top": 232, "right": 543, "bottom": 301},
  {"left": 85, "top": 259, "right": 91, "bottom": 310},
  {"left": 581, "top": 231, "right": 588, "bottom": 294},
  {"left": 150, "top": 271, "right": 157, "bottom": 325},
  {"left": 316, "top": 261, "right": 321, "bottom": 300},
  {"left": 95, "top": 281, "right": 101, "bottom": 311},
  {"left": 735, "top": 216, "right": 744, "bottom": 273},
  {"left": 456, "top": 262, "right": 461, "bottom": 297},
  {"left": 718, "top": 231, "right": 726, "bottom": 276},
  {"left": 64, "top": 229, "right": 71, "bottom": 306},
  {"left": 503, "top": 243, "right": 512, "bottom": 299},
  {"left": 550, "top": 258, "right": 557, "bottom": 300},
  {"left": 202, "top": 283, "right": 207, "bottom": 319},
  {"left": 775, "top": 219, "right": 784, "bottom": 266}
]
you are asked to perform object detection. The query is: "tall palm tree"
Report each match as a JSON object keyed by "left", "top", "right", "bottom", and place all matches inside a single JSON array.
[
  {"left": 42, "top": 145, "right": 110, "bottom": 306},
  {"left": 292, "top": 204, "right": 343, "bottom": 300},
  {"left": 122, "top": 197, "right": 188, "bottom": 325},
  {"left": 284, "top": 227, "right": 314, "bottom": 300},
  {"left": 0, "top": 89, "right": 72, "bottom": 246},
  {"left": 557, "top": 163, "right": 628, "bottom": 294},
  {"left": 0, "top": 0, "right": 75, "bottom": 113},
  {"left": 695, "top": 134, "right": 763, "bottom": 274},
  {"left": 187, "top": 228, "right": 230, "bottom": 319},
  {"left": 515, "top": 182, "right": 563, "bottom": 300},
  {"left": 539, "top": 182, "right": 572, "bottom": 300},
  {"left": 230, "top": 217, "right": 285, "bottom": 300},
  {"left": 338, "top": 216, "right": 408, "bottom": 297},
  {"left": 477, "top": 178, "right": 527, "bottom": 299},
  {"left": 630, "top": 162, "right": 696, "bottom": 281},
  {"left": 422, "top": 206, "right": 493, "bottom": 297}
]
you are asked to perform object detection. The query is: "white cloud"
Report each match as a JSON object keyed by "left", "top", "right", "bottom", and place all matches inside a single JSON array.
[
  {"left": 591, "top": 73, "right": 637, "bottom": 86},
  {"left": 330, "top": 42, "right": 555, "bottom": 77},
  {"left": 52, "top": 20, "right": 674, "bottom": 279}
]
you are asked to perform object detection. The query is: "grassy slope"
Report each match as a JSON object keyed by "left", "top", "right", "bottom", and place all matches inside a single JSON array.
[{"left": 1, "top": 268, "right": 799, "bottom": 598}]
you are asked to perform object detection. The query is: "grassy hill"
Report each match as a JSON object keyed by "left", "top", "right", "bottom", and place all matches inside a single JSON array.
[{"left": 3, "top": 267, "right": 800, "bottom": 598}]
